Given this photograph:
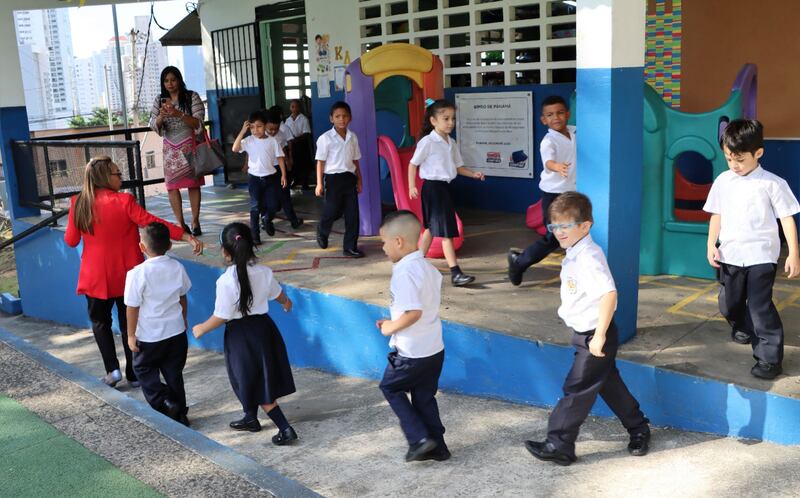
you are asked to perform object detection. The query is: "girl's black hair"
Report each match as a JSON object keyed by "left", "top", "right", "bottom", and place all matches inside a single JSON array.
[
  {"left": 220, "top": 222, "right": 258, "bottom": 316},
  {"left": 159, "top": 66, "right": 192, "bottom": 113},
  {"left": 421, "top": 99, "right": 456, "bottom": 138}
]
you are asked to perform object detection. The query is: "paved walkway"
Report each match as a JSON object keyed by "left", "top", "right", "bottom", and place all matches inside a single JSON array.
[{"left": 3, "top": 313, "right": 800, "bottom": 497}]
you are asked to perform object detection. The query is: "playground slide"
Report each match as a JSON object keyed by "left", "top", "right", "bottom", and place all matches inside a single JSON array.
[{"left": 377, "top": 135, "right": 464, "bottom": 258}]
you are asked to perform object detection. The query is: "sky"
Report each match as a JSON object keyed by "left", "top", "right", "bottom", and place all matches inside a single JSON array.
[{"left": 67, "top": 0, "right": 192, "bottom": 59}]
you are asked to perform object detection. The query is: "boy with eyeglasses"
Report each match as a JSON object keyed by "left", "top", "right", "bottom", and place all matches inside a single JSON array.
[
  {"left": 508, "top": 95, "right": 576, "bottom": 285},
  {"left": 524, "top": 192, "right": 650, "bottom": 466}
]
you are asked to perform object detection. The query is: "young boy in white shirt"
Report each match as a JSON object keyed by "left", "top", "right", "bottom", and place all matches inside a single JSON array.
[
  {"left": 126, "top": 222, "right": 192, "bottom": 426},
  {"left": 377, "top": 210, "right": 449, "bottom": 462},
  {"left": 286, "top": 99, "right": 313, "bottom": 190},
  {"left": 233, "top": 110, "right": 287, "bottom": 245},
  {"left": 525, "top": 192, "right": 650, "bottom": 466},
  {"left": 264, "top": 110, "right": 304, "bottom": 229},
  {"left": 703, "top": 119, "right": 800, "bottom": 379},
  {"left": 315, "top": 101, "right": 363, "bottom": 258},
  {"left": 508, "top": 95, "right": 576, "bottom": 285}
]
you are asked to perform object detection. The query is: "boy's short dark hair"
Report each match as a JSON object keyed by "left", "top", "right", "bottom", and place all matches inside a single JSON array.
[
  {"left": 264, "top": 110, "right": 282, "bottom": 125},
  {"left": 720, "top": 119, "right": 764, "bottom": 154},
  {"left": 541, "top": 95, "right": 568, "bottom": 112},
  {"left": 330, "top": 101, "right": 351, "bottom": 116},
  {"left": 142, "top": 222, "right": 171, "bottom": 255},
  {"left": 248, "top": 110, "right": 267, "bottom": 124},
  {"left": 549, "top": 191, "right": 593, "bottom": 223}
]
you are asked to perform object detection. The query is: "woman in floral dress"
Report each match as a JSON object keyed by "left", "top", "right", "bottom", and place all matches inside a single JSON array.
[{"left": 149, "top": 66, "right": 206, "bottom": 235}]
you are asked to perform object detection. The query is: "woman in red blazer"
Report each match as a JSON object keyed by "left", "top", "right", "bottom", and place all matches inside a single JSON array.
[{"left": 65, "top": 156, "right": 203, "bottom": 387}]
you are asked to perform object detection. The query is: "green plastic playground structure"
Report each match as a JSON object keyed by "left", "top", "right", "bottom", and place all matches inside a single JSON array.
[{"left": 569, "top": 64, "right": 757, "bottom": 279}]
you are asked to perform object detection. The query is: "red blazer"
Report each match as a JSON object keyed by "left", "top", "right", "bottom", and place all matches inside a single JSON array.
[{"left": 65, "top": 189, "right": 184, "bottom": 299}]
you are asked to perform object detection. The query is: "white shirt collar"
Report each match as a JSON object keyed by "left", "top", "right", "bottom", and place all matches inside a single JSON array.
[
  {"left": 328, "top": 127, "right": 352, "bottom": 142},
  {"left": 394, "top": 250, "right": 423, "bottom": 269},
  {"left": 143, "top": 254, "right": 169, "bottom": 264},
  {"left": 428, "top": 131, "right": 451, "bottom": 145},
  {"left": 565, "top": 233, "right": 593, "bottom": 260}
]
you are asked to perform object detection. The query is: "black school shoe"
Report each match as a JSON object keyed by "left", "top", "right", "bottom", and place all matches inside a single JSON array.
[
  {"left": 451, "top": 272, "right": 475, "bottom": 287},
  {"left": 290, "top": 218, "right": 304, "bottom": 229},
  {"left": 261, "top": 219, "right": 276, "bottom": 236},
  {"left": 316, "top": 231, "right": 329, "bottom": 249},
  {"left": 628, "top": 431, "right": 651, "bottom": 457},
  {"left": 342, "top": 248, "right": 364, "bottom": 258},
  {"left": 524, "top": 440, "right": 576, "bottom": 466},
  {"left": 191, "top": 224, "right": 202, "bottom": 237},
  {"left": 732, "top": 329, "right": 752, "bottom": 344},
  {"left": 272, "top": 426, "right": 299, "bottom": 446},
  {"left": 507, "top": 250, "right": 524, "bottom": 286},
  {"left": 406, "top": 438, "right": 437, "bottom": 462},
  {"left": 229, "top": 417, "right": 262, "bottom": 432},
  {"left": 161, "top": 398, "right": 182, "bottom": 420},
  {"left": 420, "top": 446, "right": 451, "bottom": 462},
  {"left": 751, "top": 361, "right": 782, "bottom": 380}
]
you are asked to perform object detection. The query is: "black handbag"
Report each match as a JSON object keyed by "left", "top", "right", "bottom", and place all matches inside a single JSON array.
[{"left": 184, "top": 129, "right": 226, "bottom": 177}]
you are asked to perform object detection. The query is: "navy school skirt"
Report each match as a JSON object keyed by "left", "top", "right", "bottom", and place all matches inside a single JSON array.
[
  {"left": 224, "top": 313, "right": 296, "bottom": 410},
  {"left": 421, "top": 180, "right": 459, "bottom": 238}
]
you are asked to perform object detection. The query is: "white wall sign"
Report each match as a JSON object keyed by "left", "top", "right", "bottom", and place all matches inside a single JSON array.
[{"left": 456, "top": 92, "right": 534, "bottom": 178}]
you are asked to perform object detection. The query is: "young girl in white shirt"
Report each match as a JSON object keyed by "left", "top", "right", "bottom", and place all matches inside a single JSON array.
[
  {"left": 408, "top": 99, "right": 485, "bottom": 286},
  {"left": 192, "top": 222, "right": 298, "bottom": 445}
]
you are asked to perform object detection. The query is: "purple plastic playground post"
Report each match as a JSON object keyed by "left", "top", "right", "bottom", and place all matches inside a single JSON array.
[
  {"left": 731, "top": 63, "right": 758, "bottom": 119},
  {"left": 344, "top": 60, "right": 382, "bottom": 236}
]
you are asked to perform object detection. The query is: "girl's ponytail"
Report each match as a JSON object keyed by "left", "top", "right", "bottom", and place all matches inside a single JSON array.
[{"left": 220, "top": 222, "right": 257, "bottom": 316}]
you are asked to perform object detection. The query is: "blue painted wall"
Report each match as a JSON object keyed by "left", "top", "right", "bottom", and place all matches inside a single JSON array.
[{"left": 14, "top": 220, "right": 800, "bottom": 446}]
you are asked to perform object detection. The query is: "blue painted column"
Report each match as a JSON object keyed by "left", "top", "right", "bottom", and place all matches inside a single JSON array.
[{"left": 576, "top": 0, "right": 645, "bottom": 343}]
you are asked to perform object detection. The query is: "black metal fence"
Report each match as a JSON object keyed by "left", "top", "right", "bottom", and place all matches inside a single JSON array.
[{"left": 11, "top": 126, "right": 165, "bottom": 213}]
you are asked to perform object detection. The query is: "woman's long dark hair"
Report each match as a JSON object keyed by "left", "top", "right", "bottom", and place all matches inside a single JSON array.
[
  {"left": 421, "top": 99, "right": 456, "bottom": 138},
  {"left": 220, "top": 222, "right": 257, "bottom": 316},
  {"left": 159, "top": 66, "right": 192, "bottom": 112}
]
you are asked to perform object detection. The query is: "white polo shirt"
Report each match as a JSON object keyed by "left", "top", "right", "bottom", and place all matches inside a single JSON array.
[
  {"left": 214, "top": 264, "right": 283, "bottom": 321},
  {"left": 239, "top": 135, "right": 284, "bottom": 177},
  {"left": 557, "top": 235, "right": 617, "bottom": 332},
  {"left": 703, "top": 165, "right": 800, "bottom": 267},
  {"left": 410, "top": 131, "right": 463, "bottom": 182},
  {"left": 388, "top": 250, "right": 444, "bottom": 358},
  {"left": 285, "top": 113, "right": 311, "bottom": 136},
  {"left": 539, "top": 125, "right": 577, "bottom": 194},
  {"left": 124, "top": 255, "right": 191, "bottom": 343},
  {"left": 280, "top": 122, "right": 295, "bottom": 140},
  {"left": 268, "top": 130, "right": 291, "bottom": 164},
  {"left": 315, "top": 127, "right": 361, "bottom": 174}
]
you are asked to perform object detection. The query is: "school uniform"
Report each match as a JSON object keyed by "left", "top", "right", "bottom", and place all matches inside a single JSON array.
[
  {"left": 269, "top": 130, "right": 301, "bottom": 225},
  {"left": 286, "top": 114, "right": 312, "bottom": 188},
  {"left": 214, "top": 264, "right": 296, "bottom": 420},
  {"left": 285, "top": 113, "right": 311, "bottom": 137},
  {"left": 516, "top": 126, "right": 577, "bottom": 270},
  {"left": 315, "top": 127, "right": 361, "bottom": 251},
  {"left": 410, "top": 131, "right": 462, "bottom": 238},
  {"left": 124, "top": 255, "right": 191, "bottom": 417},
  {"left": 378, "top": 251, "right": 447, "bottom": 450},
  {"left": 238, "top": 135, "right": 284, "bottom": 239},
  {"left": 703, "top": 165, "right": 800, "bottom": 365},
  {"left": 545, "top": 235, "right": 648, "bottom": 460}
]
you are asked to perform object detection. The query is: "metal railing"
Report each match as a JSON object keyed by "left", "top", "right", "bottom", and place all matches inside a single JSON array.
[{"left": 18, "top": 125, "right": 162, "bottom": 212}]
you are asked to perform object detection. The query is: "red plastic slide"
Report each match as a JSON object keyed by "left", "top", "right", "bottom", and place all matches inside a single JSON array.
[{"left": 377, "top": 135, "right": 464, "bottom": 258}]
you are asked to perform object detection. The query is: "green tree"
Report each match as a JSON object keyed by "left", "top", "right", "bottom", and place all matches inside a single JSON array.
[{"left": 68, "top": 115, "right": 87, "bottom": 128}]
